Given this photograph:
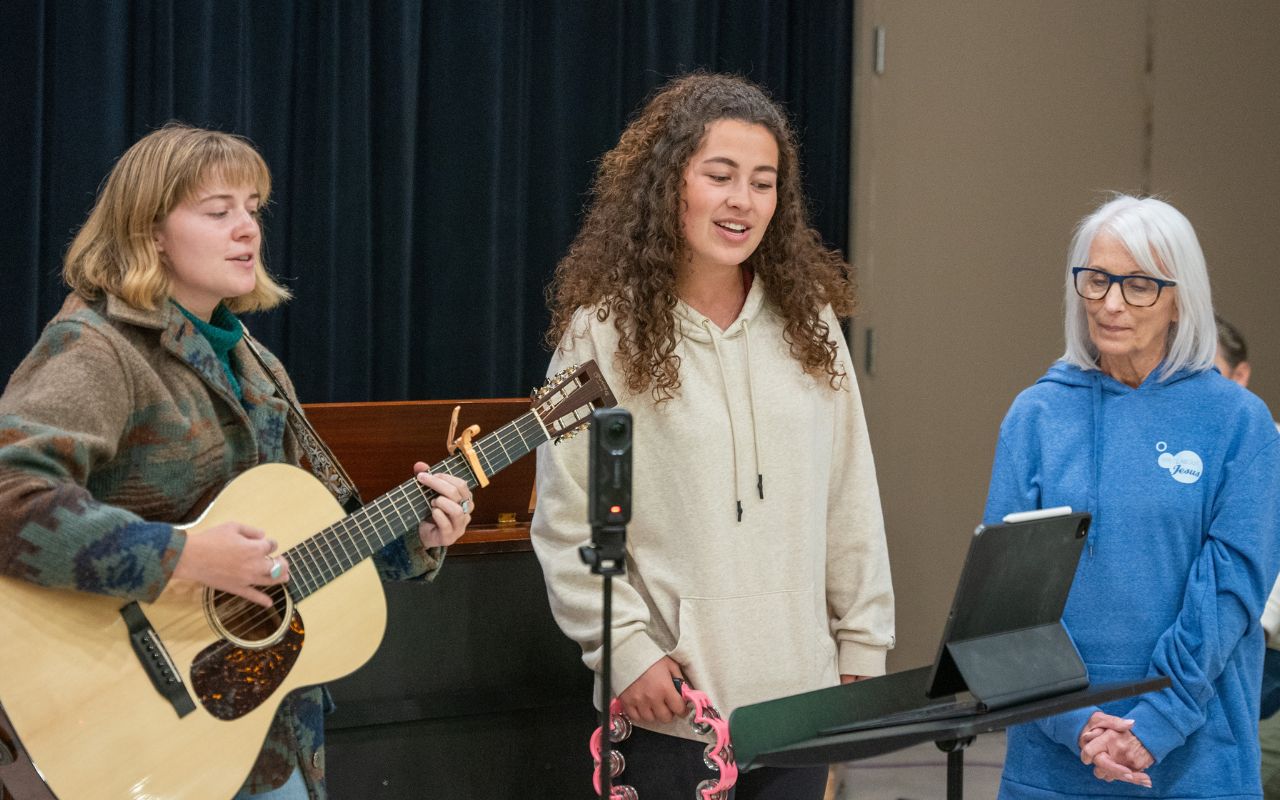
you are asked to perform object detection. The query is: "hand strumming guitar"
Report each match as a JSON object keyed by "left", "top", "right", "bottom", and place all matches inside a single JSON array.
[{"left": 172, "top": 522, "right": 289, "bottom": 608}]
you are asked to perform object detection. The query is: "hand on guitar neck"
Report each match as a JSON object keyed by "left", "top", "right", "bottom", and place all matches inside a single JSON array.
[{"left": 412, "top": 461, "right": 475, "bottom": 549}]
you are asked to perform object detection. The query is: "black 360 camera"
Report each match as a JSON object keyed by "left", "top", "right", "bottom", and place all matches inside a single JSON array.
[{"left": 588, "top": 408, "right": 632, "bottom": 528}]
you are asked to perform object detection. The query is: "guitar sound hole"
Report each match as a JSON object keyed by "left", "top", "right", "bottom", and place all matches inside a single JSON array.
[{"left": 206, "top": 584, "right": 292, "bottom": 648}]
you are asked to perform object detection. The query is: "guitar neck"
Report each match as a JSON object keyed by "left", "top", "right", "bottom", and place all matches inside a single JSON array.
[{"left": 284, "top": 409, "right": 547, "bottom": 600}]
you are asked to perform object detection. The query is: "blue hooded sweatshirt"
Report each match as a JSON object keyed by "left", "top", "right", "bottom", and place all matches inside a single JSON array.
[{"left": 985, "top": 361, "right": 1280, "bottom": 799}]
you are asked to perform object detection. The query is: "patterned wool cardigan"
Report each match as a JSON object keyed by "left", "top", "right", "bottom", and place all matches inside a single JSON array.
[{"left": 0, "top": 293, "right": 444, "bottom": 798}]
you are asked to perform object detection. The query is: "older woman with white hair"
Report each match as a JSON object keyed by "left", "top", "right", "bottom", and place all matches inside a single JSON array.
[{"left": 983, "top": 195, "right": 1280, "bottom": 798}]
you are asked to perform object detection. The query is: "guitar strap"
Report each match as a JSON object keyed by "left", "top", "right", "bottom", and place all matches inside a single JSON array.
[{"left": 241, "top": 334, "right": 364, "bottom": 513}]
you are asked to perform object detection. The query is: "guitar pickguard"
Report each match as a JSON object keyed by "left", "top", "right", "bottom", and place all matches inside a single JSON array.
[{"left": 191, "top": 612, "right": 305, "bottom": 721}]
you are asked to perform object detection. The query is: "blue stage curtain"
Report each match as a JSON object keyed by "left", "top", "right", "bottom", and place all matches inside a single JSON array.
[{"left": 0, "top": 0, "right": 852, "bottom": 402}]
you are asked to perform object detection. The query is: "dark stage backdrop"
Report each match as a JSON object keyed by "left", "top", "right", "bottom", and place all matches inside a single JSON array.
[{"left": 0, "top": 0, "right": 852, "bottom": 402}]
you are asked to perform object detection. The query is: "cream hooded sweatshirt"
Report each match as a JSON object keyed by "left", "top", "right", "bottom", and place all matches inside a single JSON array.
[{"left": 531, "top": 279, "right": 895, "bottom": 740}]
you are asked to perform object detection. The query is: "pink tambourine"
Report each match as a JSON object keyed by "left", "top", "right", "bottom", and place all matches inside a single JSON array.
[{"left": 589, "top": 677, "right": 737, "bottom": 800}]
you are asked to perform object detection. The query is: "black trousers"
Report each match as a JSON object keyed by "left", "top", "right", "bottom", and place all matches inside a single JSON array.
[{"left": 612, "top": 724, "right": 828, "bottom": 800}]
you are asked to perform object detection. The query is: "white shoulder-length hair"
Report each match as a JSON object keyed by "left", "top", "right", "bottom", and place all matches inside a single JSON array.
[{"left": 1062, "top": 195, "right": 1217, "bottom": 379}]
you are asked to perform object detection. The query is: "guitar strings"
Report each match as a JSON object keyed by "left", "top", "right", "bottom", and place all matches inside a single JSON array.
[{"left": 193, "top": 408, "right": 556, "bottom": 639}]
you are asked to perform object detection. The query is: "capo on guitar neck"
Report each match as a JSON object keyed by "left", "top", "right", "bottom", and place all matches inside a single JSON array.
[{"left": 446, "top": 406, "right": 490, "bottom": 488}]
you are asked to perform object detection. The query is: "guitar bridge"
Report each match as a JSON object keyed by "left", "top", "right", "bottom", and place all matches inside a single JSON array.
[{"left": 120, "top": 602, "right": 196, "bottom": 718}]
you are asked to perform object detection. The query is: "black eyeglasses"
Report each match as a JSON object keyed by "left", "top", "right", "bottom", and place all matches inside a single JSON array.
[{"left": 1072, "top": 267, "right": 1177, "bottom": 308}]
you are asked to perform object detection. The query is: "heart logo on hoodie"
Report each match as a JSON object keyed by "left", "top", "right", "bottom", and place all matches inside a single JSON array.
[{"left": 1156, "top": 441, "right": 1203, "bottom": 485}]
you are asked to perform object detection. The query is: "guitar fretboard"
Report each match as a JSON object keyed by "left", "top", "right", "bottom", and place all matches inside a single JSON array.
[{"left": 283, "top": 409, "right": 547, "bottom": 600}]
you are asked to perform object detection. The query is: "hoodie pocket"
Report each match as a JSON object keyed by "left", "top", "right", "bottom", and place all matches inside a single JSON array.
[
  {"left": 1086, "top": 661, "right": 1237, "bottom": 749},
  {"left": 668, "top": 589, "right": 827, "bottom": 710}
]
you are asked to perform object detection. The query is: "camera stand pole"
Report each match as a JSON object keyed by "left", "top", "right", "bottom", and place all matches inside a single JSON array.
[
  {"left": 581, "top": 527, "right": 626, "bottom": 800},
  {"left": 583, "top": 407, "right": 632, "bottom": 800}
]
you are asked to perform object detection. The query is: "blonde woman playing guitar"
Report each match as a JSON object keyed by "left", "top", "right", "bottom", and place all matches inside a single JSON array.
[{"left": 0, "top": 125, "right": 475, "bottom": 800}]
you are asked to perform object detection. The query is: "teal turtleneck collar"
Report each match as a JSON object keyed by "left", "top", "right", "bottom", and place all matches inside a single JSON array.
[{"left": 173, "top": 301, "right": 246, "bottom": 400}]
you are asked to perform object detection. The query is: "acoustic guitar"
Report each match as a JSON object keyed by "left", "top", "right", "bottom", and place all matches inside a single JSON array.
[{"left": 0, "top": 361, "right": 614, "bottom": 800}]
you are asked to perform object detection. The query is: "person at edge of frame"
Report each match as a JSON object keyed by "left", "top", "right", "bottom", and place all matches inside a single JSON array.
[{"left": 1216, "top": 315, "right": 1280, "bottom": 798}]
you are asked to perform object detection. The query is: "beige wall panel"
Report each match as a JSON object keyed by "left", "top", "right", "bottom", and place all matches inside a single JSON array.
[
  {"left": 852, "top": 0, "right": 1148, "bottom": 670},
  {"left": 1149, "top": 1, "right": 1280, "bottom": 409}
]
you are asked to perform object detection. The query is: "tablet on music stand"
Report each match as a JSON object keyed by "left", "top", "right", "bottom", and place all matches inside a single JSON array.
[{"left": 821, "top": 507, "right": 1091, "bottom": 734}]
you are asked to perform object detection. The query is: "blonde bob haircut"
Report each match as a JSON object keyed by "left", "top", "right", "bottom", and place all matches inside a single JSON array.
[
  {"left": 63, "top": 122, "right": 290, "bottom": 313},
  {"left": 1062, "top": 194, "right": 1216, "bottom": 381}
]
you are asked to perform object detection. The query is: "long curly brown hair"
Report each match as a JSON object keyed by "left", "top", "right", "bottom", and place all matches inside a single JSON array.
[{"left": 546, "top": 72, "right": 856, "bottom": 401}]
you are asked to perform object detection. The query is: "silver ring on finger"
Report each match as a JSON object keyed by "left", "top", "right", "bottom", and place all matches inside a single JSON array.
[
  {"left": 269, "top": 556, "right": 283, "bottom": 581},
  {"left": 459, "top": 498, "right": 471, "bottom": 515}
]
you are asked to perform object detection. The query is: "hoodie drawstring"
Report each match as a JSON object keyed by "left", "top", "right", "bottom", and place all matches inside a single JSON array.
[
  {"left": 701, "top": 318, "right": 764, "bottom": 521},
  {"left": 742, "top": 318, "right": 764, "bottom": 501},
  {"left": 1090, "top": 372, "right": 1103, "bottom": 558}
]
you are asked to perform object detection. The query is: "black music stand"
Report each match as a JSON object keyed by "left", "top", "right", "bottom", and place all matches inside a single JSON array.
[
  {"left": 731, "top": 509, "right": 1165, "bottom": 798},
  {"left": 730, "top": 666, "right": 1169, "bottom": 799}
]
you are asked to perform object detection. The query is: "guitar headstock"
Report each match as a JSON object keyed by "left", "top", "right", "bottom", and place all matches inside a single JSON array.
[{"left": 531, "top": 360, "right": 618, "bottom": 443}]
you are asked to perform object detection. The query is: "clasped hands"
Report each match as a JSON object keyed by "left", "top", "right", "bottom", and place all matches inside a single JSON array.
[{"left": 1078, "top": 711, "right": 1154, "bottom": 788}]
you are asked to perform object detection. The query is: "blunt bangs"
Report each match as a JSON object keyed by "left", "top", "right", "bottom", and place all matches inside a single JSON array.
[{"left": 170, "top": 136, "right": 272, "bottom": 214}]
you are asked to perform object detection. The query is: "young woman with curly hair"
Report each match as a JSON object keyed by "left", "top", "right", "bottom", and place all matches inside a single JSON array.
[{"left": 532, "top": 73, "right": 894, "bottom": 799}]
